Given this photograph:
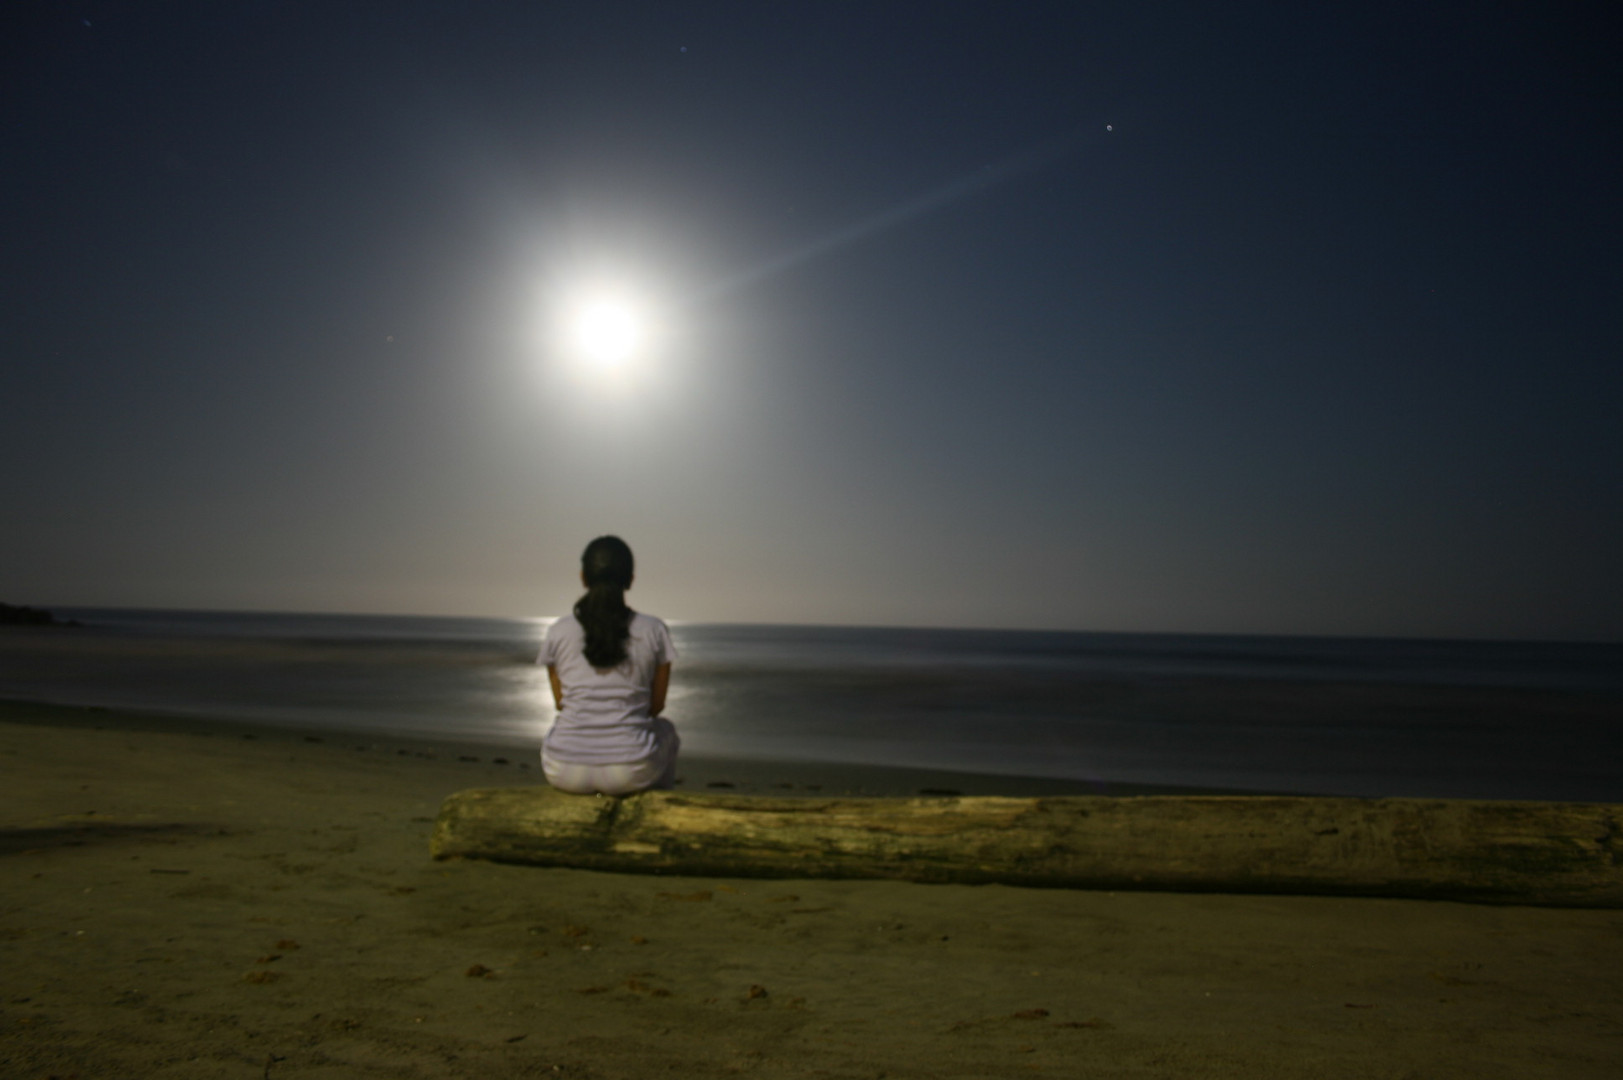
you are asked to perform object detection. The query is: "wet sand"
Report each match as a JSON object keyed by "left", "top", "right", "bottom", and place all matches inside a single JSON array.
[{"left": 3, "top": 701, "right": 1620, "bottom": 1078}]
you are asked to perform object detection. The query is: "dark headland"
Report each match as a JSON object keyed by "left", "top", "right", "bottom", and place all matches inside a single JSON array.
[{"left": 0, "top": 602, "right": 80, "bottom": 627}]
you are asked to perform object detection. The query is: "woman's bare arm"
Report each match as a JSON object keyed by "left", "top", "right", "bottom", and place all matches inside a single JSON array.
[
  {"left": 650, "top": 662, "right": 672, "bottom": 718},
  {"left": 547, "top": 664, "right": 563, "bottom": 710}
]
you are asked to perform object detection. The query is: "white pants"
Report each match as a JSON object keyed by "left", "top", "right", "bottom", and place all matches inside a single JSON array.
[{"left": 541, "top": 717, "right": 680, "bottom": 796}]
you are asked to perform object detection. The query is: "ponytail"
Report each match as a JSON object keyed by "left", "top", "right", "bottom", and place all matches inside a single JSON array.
[{"left": 573, "top": 535, "right": 635, "bottom": 668}]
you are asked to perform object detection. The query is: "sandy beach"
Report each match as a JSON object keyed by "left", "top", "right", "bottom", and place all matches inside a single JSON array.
[{"left": 4, "top": 701, "right": 1621, "bottom": 1079}]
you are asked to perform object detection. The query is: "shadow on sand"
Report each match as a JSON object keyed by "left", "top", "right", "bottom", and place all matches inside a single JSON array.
[{"left": 0, "top": 822, "right": 212, "bottom": 855}]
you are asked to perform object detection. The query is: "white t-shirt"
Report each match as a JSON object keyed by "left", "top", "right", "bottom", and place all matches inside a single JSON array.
[{"left": 538, "top": 612, "right": 677, "bottom": 765}]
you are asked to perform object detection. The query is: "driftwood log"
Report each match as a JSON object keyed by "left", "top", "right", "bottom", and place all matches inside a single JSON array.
[{"left": 431, "top": 788, "right": 1623, "bottom": 907}]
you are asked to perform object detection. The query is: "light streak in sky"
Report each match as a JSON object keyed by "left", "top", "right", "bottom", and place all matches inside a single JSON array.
[{"left": 689, "top": 129, "right": 1092, "bottom": 304}]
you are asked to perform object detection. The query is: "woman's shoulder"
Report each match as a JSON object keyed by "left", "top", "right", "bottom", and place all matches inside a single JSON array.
[
  {"left": 630, "top": 611, "right": 676, "bottom": 642},
  {"left": 628, "top": 612, "right": 676, "bottom": 660}
]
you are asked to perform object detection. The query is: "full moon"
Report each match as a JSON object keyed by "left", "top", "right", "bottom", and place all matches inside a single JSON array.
[{"left": 565, "top": 294, "right": 645, "bottom": 369}]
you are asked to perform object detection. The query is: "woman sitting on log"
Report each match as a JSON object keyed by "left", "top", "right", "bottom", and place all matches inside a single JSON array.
[{"left": 537, "top": 536, "right": 679, "bottom": 796}]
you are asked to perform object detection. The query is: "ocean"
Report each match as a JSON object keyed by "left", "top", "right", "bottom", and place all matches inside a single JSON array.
[{"left": 3, "top": 608, "right": 1620, "bottom": 801}]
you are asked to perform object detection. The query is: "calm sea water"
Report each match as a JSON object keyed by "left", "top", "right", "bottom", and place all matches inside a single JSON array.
[{"left": 4, "top": 608, "right": 1620, "bottom": 800}]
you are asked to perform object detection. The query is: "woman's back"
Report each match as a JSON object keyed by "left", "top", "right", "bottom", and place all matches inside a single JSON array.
[
  {"left": 540, "top": 611, "right": 677, "bottom": 765},
  {"left": 539, "top": 534, "right": 679, "bottom": 795}
]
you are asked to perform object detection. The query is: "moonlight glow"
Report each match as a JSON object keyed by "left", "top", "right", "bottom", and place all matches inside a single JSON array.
[{"left": 564, "top": 293, "right": 646, "bottom": 369}]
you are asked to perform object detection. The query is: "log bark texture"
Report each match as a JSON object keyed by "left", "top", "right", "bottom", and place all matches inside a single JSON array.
[{"left": 431, "top": 788, "right": 1623, "bottom": 907}]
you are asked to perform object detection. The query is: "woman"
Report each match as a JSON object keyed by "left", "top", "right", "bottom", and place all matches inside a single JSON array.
[{"left": 538, "top": 536, "right": 679, "bottom": 795}]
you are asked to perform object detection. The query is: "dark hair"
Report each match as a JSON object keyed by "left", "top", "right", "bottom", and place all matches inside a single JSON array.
[{"left": 574, "top": 535, "right": 635, "bottom": 668}]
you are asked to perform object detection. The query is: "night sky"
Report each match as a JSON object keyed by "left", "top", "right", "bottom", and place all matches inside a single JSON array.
[{"left": 4, "top": 2, "right": 1619, "bottom": 640}]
